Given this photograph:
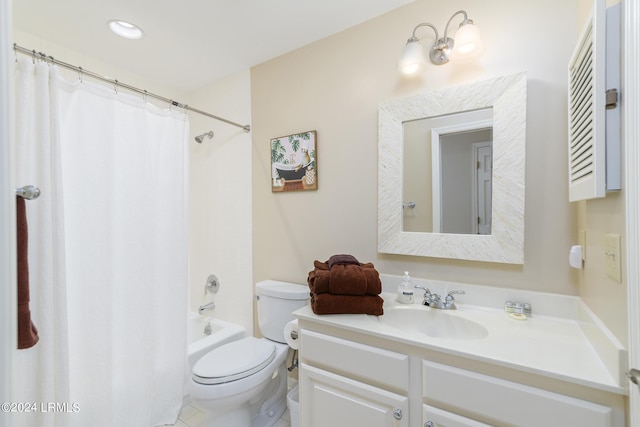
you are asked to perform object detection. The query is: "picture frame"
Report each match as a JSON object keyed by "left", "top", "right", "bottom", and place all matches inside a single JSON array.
[{"left": 271, "top": 130, "right": 317, "bottom": 192}]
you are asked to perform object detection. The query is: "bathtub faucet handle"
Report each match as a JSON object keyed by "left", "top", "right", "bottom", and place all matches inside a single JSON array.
[{"left": 205, "top": 274, "right": 220, "bottom": 295}]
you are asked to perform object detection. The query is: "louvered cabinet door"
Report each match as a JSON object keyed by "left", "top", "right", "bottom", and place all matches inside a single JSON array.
[{"left": 568, "top": 0, "right": 606, "bottom": 201}]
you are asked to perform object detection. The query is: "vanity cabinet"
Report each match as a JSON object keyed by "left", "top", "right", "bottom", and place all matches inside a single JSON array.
[{"left": 298, "top": 325, "right": 624, "bottom": 427}]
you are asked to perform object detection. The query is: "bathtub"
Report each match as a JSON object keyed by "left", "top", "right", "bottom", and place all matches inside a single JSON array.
[{"left": 184, "top": 312, "right": 246, "bottom": 398}]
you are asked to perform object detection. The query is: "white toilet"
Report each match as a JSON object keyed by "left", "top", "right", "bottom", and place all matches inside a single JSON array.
[{"left": 189, "top": 280, "right": 309, "bottom": 427}]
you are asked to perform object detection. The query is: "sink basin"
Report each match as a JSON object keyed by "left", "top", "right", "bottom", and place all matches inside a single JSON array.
[{"left": 381, "top": 306, "right": 489, "bottom": 340}]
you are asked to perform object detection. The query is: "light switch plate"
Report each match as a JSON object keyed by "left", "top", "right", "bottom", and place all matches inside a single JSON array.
[{"left": 604, "top": 233, "right": 621, "bottom": 282}]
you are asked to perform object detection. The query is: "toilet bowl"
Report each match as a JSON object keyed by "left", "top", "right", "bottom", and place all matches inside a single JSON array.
[{"left": 189, "top": 280, "right": 309, "bottom": 427}]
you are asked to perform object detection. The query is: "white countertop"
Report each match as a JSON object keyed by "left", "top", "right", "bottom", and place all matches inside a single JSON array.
[{"left": 294, "top": 291, "right": 628, "bottom": 395}]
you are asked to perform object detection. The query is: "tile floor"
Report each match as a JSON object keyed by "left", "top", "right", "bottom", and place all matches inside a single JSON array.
[
  {"left": 170, "top": 403, "right": 291, "bottom": 427},
  {"left": 172, "top": 374, "right": 297, "bottom": 427}
]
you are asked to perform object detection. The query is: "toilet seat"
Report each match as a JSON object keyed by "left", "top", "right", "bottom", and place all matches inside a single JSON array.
[{"left": 193, "top": 337, "right": 276, "bottom": 385}]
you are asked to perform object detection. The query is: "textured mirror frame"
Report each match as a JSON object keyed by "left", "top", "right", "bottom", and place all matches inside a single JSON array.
[{"left": 378, "top": 72, "right": 527, "bottom": 264}]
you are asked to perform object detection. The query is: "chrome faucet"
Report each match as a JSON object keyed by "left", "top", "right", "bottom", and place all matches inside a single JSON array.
[
  {"left": 198, "top": 301, "right": 216, "bottom": 315},
  {"left": 414, "top": 286, "right": 465, "bottom": 310}
]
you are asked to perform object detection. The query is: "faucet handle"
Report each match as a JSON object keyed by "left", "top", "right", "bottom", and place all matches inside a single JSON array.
[
  {"left": 414, "top": 285, "right": 432, "bottom": 296},
  {"left": 414, "top": 285, "right": 432, "bottom": 306},
  {"left": 445, "top": 290, "right": 465, "bottom": 300},
  {"left": 444, "top": 290, "right": 465, "bottom": 308},
  {"left": 205, "top": 274, "right": 220, "bottom": 295}
]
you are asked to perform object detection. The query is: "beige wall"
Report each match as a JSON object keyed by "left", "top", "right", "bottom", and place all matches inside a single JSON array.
[
  {"left": 186, "top": 72, "right": 254, "bottom": 334},
  {"left": 251, "top": 0, "right": 581, "bottom": 296},
  {"left": 575, "top": 0, "right": 627, "bottom": 345}
]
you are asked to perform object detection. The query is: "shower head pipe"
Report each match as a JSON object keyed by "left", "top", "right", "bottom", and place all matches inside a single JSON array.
[{"left": 195, "top": 131, "right": 214, "bottom": 143}]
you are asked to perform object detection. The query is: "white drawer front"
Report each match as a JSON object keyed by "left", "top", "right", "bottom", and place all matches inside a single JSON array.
[
  {"left": 422, "top": 360, "right": 613, "bottom": 427},
  {"left": 301, "top": 329, "right": 409, "bottom": 392},
  {"left": 424, "top": 404, "right": 493, "bottom": 427}
]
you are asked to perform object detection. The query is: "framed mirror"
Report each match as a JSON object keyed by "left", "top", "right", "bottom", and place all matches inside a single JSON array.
[{"left": 378, "top": 73, "right": 526, "bottom": 264}]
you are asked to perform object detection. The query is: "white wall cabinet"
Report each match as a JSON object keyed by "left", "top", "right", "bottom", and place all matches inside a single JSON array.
[{"left": 300, "top": 364, "right": 409, "bottom": 427}]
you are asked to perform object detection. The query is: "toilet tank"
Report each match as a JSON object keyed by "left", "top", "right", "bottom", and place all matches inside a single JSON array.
[{"left": 256, "top": 280, "right": 309, "bottom": 343}]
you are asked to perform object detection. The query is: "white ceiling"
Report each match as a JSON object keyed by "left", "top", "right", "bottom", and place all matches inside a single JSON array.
[{"left": 13, "top": 0, "right": 414, "bottom": 93}]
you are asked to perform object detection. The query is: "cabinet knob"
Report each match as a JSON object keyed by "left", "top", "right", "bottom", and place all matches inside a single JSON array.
[
  {"left": 393, "top": 409, "right": 403, "bottom": 420},
  {"left": 425, "top": 422, "right": 434, "bottom": 427}
]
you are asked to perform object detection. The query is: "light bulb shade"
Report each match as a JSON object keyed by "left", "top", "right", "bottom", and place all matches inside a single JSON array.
[
  {"left": 107, "top": 20, "right": 144, "bottom": 39},
  {"left": 450, "top": 22, "right": 483, "bottom": 63},
  {"left": 399, "top": 39, "right": 427, "bottom": 75}
]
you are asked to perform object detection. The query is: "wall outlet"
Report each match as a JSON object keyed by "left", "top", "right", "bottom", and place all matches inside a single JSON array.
[{"left": 604, "top": 233, "right": 621, "bottom": 283}]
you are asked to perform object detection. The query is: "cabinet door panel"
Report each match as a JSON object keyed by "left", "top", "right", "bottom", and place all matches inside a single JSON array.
[
  {"left": 424, "top": 404, "right": 493, "bottom": 427},
  {"left": 301, "top": 363, "right": 409, "bottom": 427},
  {"left": 422, "top": 360, "right": 613, "bottom": 427}
]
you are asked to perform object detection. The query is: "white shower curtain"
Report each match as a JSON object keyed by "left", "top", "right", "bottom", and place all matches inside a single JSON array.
[
  {"left": 13, "top": 57, "right": 71, "bottom": 427},
  {"left": 13, "top": 58, "right": 189, "bottom": 427}
]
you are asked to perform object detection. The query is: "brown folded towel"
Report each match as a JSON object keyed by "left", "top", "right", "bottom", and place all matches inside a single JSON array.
[
  {"left": 308, "top": 260, "right": 382, "bottom": 296},
  {"left": 327, "top": 254, "right": 360, "bottom": 269},
  {"left": 329, "top": 264, "right": 366, "bottom": 295},
  {"left": 16, "top": 197, "right": 39, "bottom": 349},
  {"left": 310, "top": 293, "right": 383, "bottom": 316}
]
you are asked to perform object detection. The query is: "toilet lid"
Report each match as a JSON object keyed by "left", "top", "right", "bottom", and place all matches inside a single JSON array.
[{"left": 192, "top": 337, "right": 276, "bottom": 385}]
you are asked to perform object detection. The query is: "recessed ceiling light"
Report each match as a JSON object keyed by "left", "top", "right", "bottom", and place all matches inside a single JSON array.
[{"left": 107, "top": 20, "right": 144, "bottom": 39}]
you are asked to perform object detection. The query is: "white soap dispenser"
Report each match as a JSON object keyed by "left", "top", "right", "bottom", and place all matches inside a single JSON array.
[{"left": 397, "top": 271, "right": 414, "bottom": 304}]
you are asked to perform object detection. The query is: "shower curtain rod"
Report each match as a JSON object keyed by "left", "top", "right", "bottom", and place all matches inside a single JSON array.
[{"left": 13, "top": 44, "right": 251, "bottom": 133}]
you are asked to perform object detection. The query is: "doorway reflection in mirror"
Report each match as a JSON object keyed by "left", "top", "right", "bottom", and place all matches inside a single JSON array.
[{"left": 403, "top": 108, "right": 492, "bottom": 234}]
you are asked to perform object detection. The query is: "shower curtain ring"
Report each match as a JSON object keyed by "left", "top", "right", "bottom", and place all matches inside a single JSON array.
[
  {"left": 31, "top": 49, "right": 36, "bottom": 64},
  {"left": 143, "top": 90, "right": 148, "bottom": 102},
  {"left": 78, "top": 66, "right": 83, "bottom": 83},
  {"left": 114, "top": 80, "right": 119, "bottom": 94}
]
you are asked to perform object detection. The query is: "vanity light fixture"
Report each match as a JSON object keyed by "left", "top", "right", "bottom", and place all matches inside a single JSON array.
[
  {"left": 399, "top": 10, "right": 483, "bottom": 76},
  {"left": 107, "top": 20, "right": 144, "bottom": 40}
]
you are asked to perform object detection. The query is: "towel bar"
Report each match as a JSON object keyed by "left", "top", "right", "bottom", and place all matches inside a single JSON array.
[{"left": 15, "top": 185, "right": 41, "bottom": 200}]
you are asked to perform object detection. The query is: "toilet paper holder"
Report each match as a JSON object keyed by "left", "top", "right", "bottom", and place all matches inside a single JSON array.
[
  {"left": 570, "top": 245, "right": 583, "bottom": 269},
  {"left": 287, "top": 350, "right": 299, "bottom": 372}
]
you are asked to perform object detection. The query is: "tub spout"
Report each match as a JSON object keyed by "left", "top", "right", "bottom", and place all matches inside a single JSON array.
[{"left": 198, "top": 301, "right": 215, "bottom": 315}]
